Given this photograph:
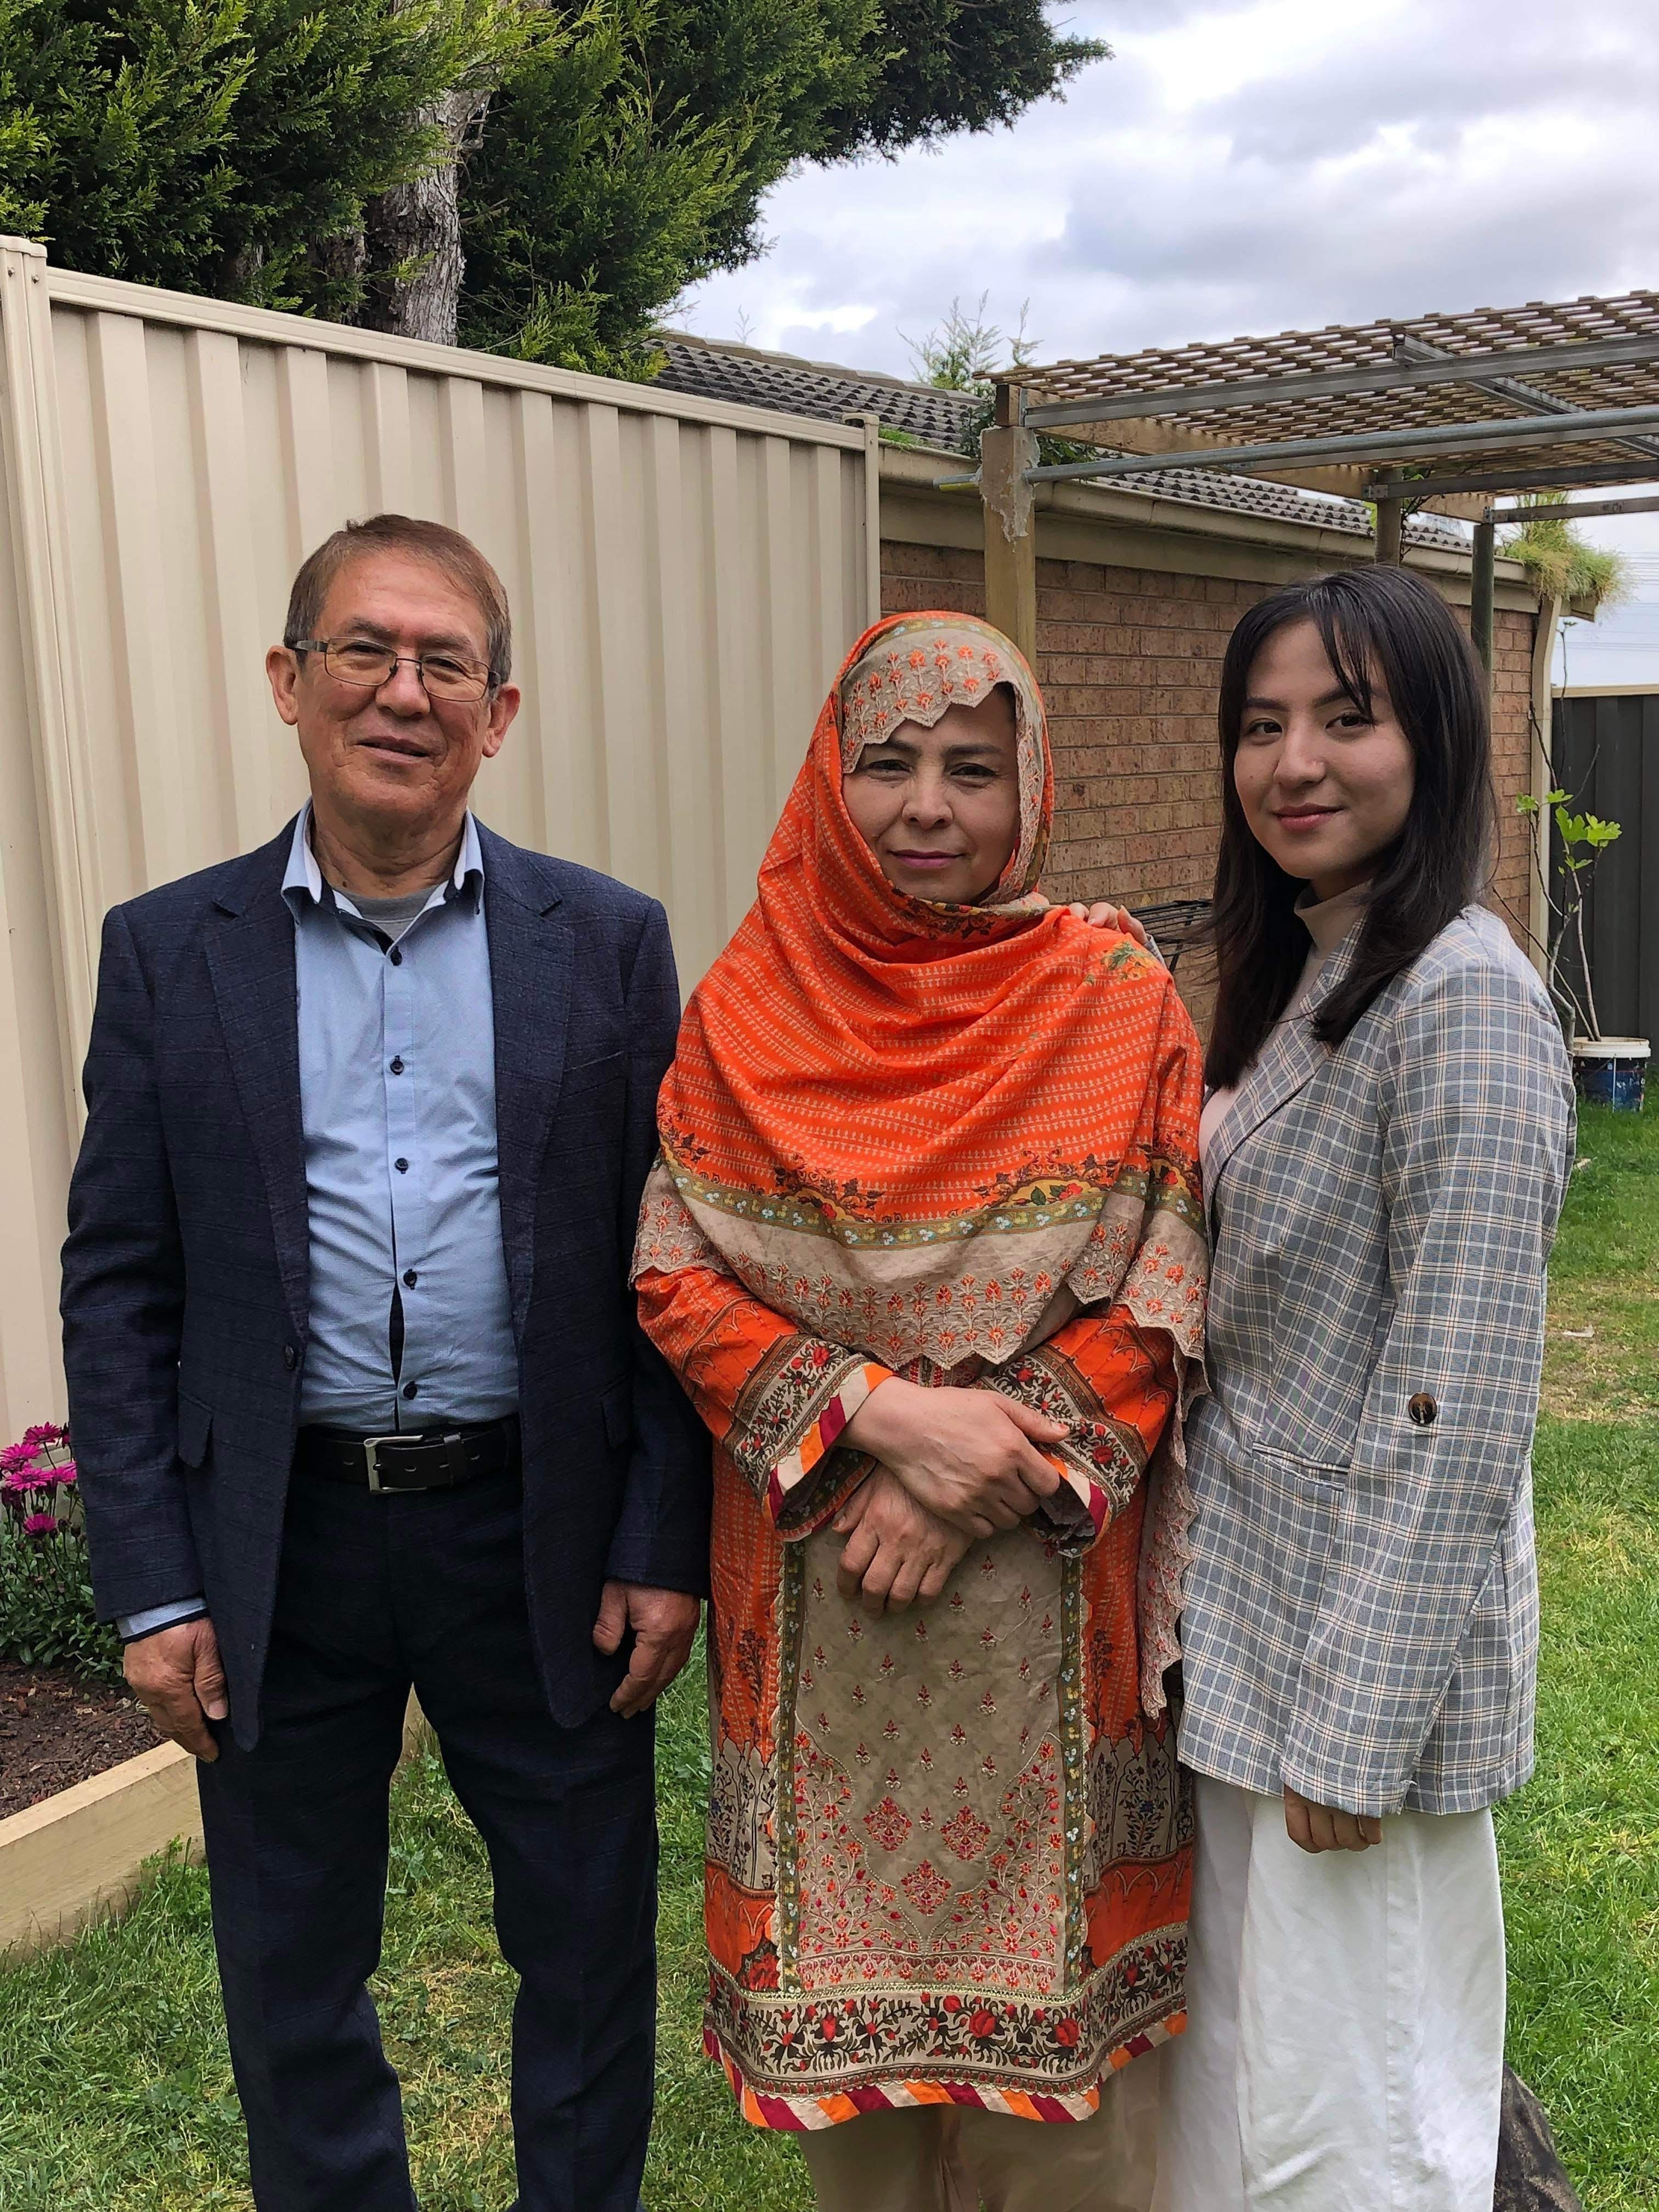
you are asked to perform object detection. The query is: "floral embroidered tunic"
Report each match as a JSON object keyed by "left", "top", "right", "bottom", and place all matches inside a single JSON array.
[{"left": 633, "top": 613, "right": 1207, "bottom": 2129}]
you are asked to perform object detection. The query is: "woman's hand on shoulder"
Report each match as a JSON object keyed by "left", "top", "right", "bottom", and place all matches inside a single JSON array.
[
  {"left": 1030, "top": 894, "right": 1150, "bottom": 945},
  {"left": 1070, "top": 901, "right": 1149, "bottom": 943},
  {"left": 833, "top": 1468, "right": 972, "bottom": 1616},
  {"left": 1283, "top": 1784, "right": 1383, "bottom": 1853},
  {"left": 840, "top": 1376, "right": 1068, "bottom": 1534}
]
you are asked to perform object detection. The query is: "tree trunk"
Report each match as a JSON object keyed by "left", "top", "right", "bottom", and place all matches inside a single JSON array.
[{"left": 362, "top": 82, "right": 490, "bottom": 346}]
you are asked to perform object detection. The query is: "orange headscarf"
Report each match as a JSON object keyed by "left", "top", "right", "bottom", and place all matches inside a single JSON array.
[{"left": 652, "top": 612, "right": 1204, "bottom": 1380}]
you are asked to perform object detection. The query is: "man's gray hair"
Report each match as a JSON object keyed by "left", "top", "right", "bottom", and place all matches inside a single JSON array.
[{"left": 284, "top": 514, "right": 512, "bottom": 688}]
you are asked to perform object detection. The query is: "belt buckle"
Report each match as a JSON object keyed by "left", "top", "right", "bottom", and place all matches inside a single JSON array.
[{"left": 362, "top": 1435, "right": 404, "bottom": 1493}]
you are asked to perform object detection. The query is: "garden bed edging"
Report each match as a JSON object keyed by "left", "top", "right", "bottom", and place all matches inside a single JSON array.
[{"left": 0, "top": 1736, "right": 202, "bottom": 1956}]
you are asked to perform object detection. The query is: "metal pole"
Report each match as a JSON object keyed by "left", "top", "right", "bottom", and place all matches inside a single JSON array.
[
  {"left": 1471, "top": 517, "right": 1497, "bottom": 678},
  {"left": 1373, "top": 470, "right": 1404, "bottom": 565},
  {"left": 1023, "top": 398, "right": 1659, "bottom": 485},
  {"left": 1488, "top": 491, "right": 1659, "bottom": 524}
]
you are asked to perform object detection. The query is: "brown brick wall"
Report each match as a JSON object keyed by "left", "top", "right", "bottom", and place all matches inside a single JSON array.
[{"left": 881, "top": 541, "right": 1536, "bottom": 935}]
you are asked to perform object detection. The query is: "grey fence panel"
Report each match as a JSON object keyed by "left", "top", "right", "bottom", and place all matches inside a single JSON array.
[{"left": 1551, "top": 691, "right": 1659, "bottom": 1044}]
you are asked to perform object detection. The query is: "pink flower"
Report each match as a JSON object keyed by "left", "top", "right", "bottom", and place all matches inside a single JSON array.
[
  {"left": 21, "top": 1422, "right": 67, "bottom": 1449},
  {"left": 2, "top": 1466, "right": 37, "bottom": 1496},
  {"left": 57, "top": 1462, "right": 77, "bottom": 1484},
  {"left": 0, "top": 1443, "right": 40, "bottom": 1474},
  {"left": 22, "top": 1511, "right": 58, "bottom": 1536}
]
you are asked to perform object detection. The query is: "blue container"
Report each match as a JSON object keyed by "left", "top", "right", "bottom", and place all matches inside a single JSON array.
[{"left": 1572, "top": 1039, "right": 1650, "bottom": 1113}]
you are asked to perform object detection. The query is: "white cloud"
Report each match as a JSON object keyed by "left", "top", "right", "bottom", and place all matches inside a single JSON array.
[
  {"left": 676, "top": 0, "right": 1659, "bottom": 374},
  {"left": 673, "top": 0, "right": 1659, "bottom": 676}
]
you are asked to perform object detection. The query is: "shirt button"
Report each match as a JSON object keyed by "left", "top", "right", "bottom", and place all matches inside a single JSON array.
[
  {"left": 394, "top": 1158, "right": 409, "bottom": 1173},
  {"left": 283, "top": 1343, "right": 297, "bottom": 1371},
  {"left": 1408, "top": 1392, "right": 1438, "bottom": 1426},
  {"left": 390, "top": 1057, "right": 404, "bottom": 1075},
  {"left": 403, "top": 1269, "right": 417, "bottom": 1288},
  {"left": 403, "top": 1380, "right": 419, "bottom": 1400},
  {"left": 389, "top": 947, "right": 403, "bottom": 966}
]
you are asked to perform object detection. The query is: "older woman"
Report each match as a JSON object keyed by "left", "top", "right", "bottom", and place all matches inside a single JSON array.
[{"left": 633, "top": 613, "right": 1206, "bottom": 2212}]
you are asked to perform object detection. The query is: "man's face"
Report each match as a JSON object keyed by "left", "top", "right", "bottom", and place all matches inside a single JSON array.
[{"left": 266, "top": 550, "right": 520, "bottom": 836}]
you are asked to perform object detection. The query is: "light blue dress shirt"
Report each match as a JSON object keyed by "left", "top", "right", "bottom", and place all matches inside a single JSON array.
[
  {"left": 119, "top": 806, "right": 518, "bottom": 1641},
  {"left": 284, "top": 804, "right": 517, "bottom": 1430}
]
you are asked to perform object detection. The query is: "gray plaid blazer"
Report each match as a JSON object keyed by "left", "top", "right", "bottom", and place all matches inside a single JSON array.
[{"left": 1178, "top": 906, "right": 1575, "bottom": 1816}]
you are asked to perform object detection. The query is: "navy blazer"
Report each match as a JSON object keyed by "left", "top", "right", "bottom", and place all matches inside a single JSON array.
[{"left": 61, "top": 817, "right": 710, "bottom": 1746}]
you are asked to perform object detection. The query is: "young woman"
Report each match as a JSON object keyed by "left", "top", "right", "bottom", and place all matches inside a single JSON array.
[
  {"left": 1145, "top": 566, "right": 1575, "bottom": 2212},
  {"left": 633, "top": 613, "right": 1207, "bottom": 2212}
]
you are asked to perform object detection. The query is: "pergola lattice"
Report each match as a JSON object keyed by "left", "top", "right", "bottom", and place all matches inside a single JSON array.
[{"left": 958, "top": 290, "right": 1659, "bottom": 681}]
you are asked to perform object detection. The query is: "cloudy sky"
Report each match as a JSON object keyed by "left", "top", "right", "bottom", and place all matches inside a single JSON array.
[{"left": 676, "top": 0, "right": 1659, "bottom": 679}]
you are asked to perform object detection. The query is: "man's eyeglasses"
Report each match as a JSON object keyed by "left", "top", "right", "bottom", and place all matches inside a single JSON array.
[{"left": 293, "top": 637, "right": 493, "bottom": 703}]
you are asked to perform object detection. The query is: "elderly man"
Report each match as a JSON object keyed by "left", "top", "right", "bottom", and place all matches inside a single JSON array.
[{"left": 60, "top": 513, "right": 709, "bottom": 2212}]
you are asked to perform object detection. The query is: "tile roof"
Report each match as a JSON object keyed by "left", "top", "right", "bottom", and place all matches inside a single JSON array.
[{"left": 651, "top": 332, "right": 1465, "bottom": 550}]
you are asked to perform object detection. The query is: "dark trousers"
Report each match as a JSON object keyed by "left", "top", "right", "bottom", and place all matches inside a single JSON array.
[{"left": 195, "top": 1465, "right": 657, "bottom": 2212}]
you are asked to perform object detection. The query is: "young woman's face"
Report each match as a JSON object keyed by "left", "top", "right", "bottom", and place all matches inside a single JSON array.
[
  {"left": 1233, "top": 618, "right": 1415, "bottom": 901},
  {"left": 843, "top": 686, "right": 1022, "bottom": 905}
]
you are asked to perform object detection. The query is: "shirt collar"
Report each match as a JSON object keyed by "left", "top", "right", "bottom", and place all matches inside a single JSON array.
[{"left": 281, "top": 803, "right": 485, "bottom": 916}]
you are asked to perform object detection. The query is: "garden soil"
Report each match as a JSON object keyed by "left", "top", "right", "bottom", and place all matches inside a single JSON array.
[{"left": 0, "top": 1658, "right": 161, "bottom": 1818}]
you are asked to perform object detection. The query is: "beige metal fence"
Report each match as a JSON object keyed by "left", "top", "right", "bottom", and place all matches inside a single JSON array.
[{"left": 0, "top": 236, "right": 879, "bottom": 1431}]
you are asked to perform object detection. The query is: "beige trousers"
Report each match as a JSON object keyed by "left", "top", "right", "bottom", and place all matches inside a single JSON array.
[{"left": 798, "top": 2055, "right": 1162, "bottom": 2212}]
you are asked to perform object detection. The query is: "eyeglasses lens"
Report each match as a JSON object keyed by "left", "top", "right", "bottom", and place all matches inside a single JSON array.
[{"left": 322, "top": 642, "right": 487, "bottom": 702}]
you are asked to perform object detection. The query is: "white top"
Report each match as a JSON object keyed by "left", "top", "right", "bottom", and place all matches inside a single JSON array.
[{"left": 1198, "top": 881, "right": 1372, "bottom": 1172}]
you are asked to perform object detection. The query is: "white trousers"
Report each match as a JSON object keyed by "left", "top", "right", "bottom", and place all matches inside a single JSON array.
[{"left": 1154, "top": 1774, "right": 1506, "bottom": 2212}]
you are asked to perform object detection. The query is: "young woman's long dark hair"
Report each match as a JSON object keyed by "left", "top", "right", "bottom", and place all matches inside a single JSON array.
[{"left": 1205, "top": 564, "right": 1494, "bottom": 1090}]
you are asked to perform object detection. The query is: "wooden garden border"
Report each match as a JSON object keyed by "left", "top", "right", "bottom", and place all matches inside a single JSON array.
[
  {"left": 0, "top": 1737, "right": 202, "bottom": 1956},
  {"left": 0, "top": 1693, "right": 431, "bottom": 1957}
]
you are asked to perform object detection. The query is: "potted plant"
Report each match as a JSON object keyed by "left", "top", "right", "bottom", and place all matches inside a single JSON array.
[{"left": 1516, "top": 789, "right": 1647, "bottom": 1111}]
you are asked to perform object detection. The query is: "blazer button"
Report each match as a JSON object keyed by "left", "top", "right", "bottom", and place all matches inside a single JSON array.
[
  {"left": 283, "top": 1344, "right": 298, "bottom": 1372},
  {"left": 1408, "top": 1392, "right": 1438, "bottom": 1426}
]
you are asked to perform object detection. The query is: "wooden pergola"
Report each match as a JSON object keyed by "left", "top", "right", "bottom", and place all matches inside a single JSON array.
[{"left": 966, "top": 290, "right": 1659, "bottom": 674}]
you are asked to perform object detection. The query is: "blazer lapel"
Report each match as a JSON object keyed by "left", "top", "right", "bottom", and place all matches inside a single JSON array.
[
  {"left": 482, "top": 828, "right": 571, "bottom": 1340},
  {"left": 1203, "top": 921, "right": 1363, "bottom": 1229},
  {"left": 203, "top": 834, "right": 310, "bottom": 1335}
]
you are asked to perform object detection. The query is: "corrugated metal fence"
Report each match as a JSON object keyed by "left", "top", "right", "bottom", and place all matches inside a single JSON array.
[
  {"left": 1550, "top": 689, "right": 1659, "bottom": 1045},
  {"left": 0, "top": 236, "right": 879, "bottom": 1430}
]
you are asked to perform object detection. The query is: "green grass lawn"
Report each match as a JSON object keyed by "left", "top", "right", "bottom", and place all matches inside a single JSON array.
[
  {"left": 1497, "top": 1093, "right": 1659, "bottom": 2210},
  {"left": 2, "top": 1099, "right": 1655, "bottom": 2209}
]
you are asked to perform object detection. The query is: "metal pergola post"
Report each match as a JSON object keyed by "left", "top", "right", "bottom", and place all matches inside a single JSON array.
[
  {"left": 1471, "top": 516, "right": 1497, "bottom": 679},
  {"left": 1373, "top": 468, "right": 1404, "bottom": 565}
]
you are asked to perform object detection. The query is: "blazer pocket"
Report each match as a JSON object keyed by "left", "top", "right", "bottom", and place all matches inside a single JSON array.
[
  {"left": 562, "top": 1048, "right": 626, "bottom": 1085},
  {"left": 1238, "top": 1449, "right": 1343, "bottom": 1645},
  {"left": 177, "top": 1390, "right": 213, "bottom": 1470},
  {"left": 601, "top": 1381, "right": 634, "bottom": 1451}
]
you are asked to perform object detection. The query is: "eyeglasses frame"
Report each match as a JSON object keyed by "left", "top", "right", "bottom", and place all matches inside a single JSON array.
[{"left": 290, "top": 636, "right": 497, "bottom": 704}]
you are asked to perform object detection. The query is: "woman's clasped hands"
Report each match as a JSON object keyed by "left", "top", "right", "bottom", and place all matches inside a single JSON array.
[{"left": 831, "top": 1376, "right": 1071, "bottom": 1617}]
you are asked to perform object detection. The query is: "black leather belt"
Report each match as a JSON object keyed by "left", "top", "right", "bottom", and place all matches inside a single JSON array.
[{"left": 294, "top": 1415, "right": 521, "bottom": 1493}]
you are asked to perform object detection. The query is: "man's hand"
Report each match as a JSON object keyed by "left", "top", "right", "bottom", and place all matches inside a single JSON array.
[
  {"left": 594, "top": 1582, "right": 702, "bottom": 1718},
  {"left": 841, "top": 1378, "right": 1068, "bottom": 1537},
  {"left": 1283, "top": 1784, "right": 1383, "bottom": 1854},
  {"left": 125, "top": 1616, "right": 229, "bottom": 1760},
  {"left": 833, "top": 1468, "right": 973, "bottom": 1617}
]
